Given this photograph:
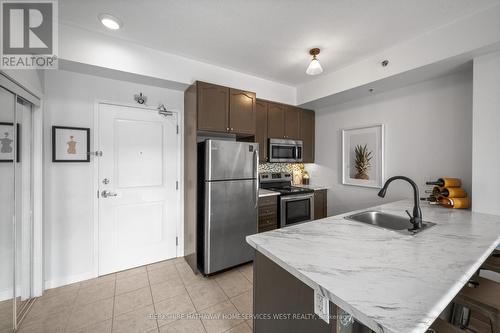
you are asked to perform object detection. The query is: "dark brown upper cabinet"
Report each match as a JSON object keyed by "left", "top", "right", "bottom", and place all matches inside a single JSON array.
[
  {"left": 267, "top": 102, "right": 285, "bottom": 139},
  {"left": 229, "top": 89, "right": 256, "bottom": 135},
  {"left": 284, "top": 106, "right": 301, "bottom": 140},
  {"left": 259, "top": 100, "right": 315, "bottom": 162},
  {"left": 268, "top": 104, "right": 300, "bottom": 140},
  {"left": 255, "top": 99, "right": 269, "bottom": 161},
  {"left": 197, "top": 82, "right": 256, "bottom": 135},
  {"left": 197, "top": 82, "right": 229, "bottom": 132},
  {"left": 300, "top": 109, "right": 315, "bottom": 163}
]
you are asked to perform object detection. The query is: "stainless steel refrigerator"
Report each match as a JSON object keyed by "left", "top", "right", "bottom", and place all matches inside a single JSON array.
[{"left": 198, "top": 140, "right": 259, "bottom": 275}]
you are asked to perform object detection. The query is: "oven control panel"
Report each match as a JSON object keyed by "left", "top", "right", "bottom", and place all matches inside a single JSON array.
[{"left": 260, "top": 172, "right": 292, "bottom": 183}]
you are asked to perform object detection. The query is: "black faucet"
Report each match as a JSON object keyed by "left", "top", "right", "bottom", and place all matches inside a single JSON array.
[{"left": 378, "top": 176, "right": 423, "bottom": 230}]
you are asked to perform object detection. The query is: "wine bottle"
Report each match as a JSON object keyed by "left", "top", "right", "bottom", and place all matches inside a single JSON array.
[
  {"left": 437, "top": 196, "right": 470, "bottom": 209},
  {"left": 440, "top": 187, "right": 467, "bottom": 198},
  {"left": 426, "top": 178, "right": 461, "bottom": 188},
  {"left": 431, "top": 186, "right": 442, "bottom": 196},
  {"left": 420, "top": 196, "right": 439, "bottom": 204}
]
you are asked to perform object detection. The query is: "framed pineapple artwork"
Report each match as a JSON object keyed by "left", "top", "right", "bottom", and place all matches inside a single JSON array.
[
  {"left": 52, "top": 126, "right": 90, "bottom": 162},
  {"left": 342, "top": 124, "right": 384, "bottom": 188}
]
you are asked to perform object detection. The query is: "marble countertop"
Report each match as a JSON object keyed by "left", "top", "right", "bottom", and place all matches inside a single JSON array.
[
  {"left": 246, "top": 200, "right": 500, "bottom": 333},
  {"left": 259, "top": 189, "right": 280, "bottom": 197}
]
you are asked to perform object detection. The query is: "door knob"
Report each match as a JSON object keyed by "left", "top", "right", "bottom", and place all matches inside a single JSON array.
[{"left": 101, "top": 190, "right": 118, "bottom": 198}]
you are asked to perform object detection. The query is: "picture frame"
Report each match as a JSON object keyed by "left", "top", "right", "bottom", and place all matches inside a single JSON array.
[
  {"left": 0, "top": 122, "right": 20, "bottom": 163},
  {"left": 52, "top": 126, "right": 90, "bottom": 162},
  {"left": 342, "top": 124, "right": 385, "bottom": 188}
]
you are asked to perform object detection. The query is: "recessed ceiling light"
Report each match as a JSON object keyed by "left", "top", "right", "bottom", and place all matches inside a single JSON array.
[
  {"left": 99, "top": 14, "right": 122, "bottom": 30},
  {"left": 306, "top": 48, "right": 323, "bottom": 75}
]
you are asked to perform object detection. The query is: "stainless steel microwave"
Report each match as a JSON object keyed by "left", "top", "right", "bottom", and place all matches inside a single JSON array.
[{"left": 269, "top": 138, "right": 303, "bottom": 163}]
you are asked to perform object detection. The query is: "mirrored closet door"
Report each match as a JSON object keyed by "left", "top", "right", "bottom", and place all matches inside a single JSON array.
[
  {"left": 0, "top": 85, "right": 16, "bottom": 333},
  {"left": 0, "top": 84, "right": 35, "bottom": 333},
  {"left": 15, "top": 96, "right": 34, "bottom": 323}
]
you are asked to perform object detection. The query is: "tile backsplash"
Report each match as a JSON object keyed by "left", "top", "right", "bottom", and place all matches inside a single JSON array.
[{"left": 259, "top": 163, "right": 304, "bottom": 174}]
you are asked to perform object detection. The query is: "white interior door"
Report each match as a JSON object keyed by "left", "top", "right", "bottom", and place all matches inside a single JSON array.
[{"left": 98, "top": 103, "right": 179, "bottom": 275}]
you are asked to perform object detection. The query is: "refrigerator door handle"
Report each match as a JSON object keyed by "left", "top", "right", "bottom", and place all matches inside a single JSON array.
[
  {"left": 205, "top": 181, "right": 212, "bottom": 273},
  {"left": 254, "top": 150, "right": 259, "bottom": 208}
]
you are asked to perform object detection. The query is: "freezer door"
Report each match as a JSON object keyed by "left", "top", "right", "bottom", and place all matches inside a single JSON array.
[
  {"left": 204, "top": 179, "right": 258, "bottom": 274},
  {"left": 205, "top": 140, "right": 258, "bottom": 181}
]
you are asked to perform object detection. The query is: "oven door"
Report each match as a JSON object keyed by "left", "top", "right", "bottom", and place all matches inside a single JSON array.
[
  {"left": 269, "top": 139, "right": 303, "bottom": 163},
  {"left": 280, "top": 194, "right": 314, "bottom": 228}
]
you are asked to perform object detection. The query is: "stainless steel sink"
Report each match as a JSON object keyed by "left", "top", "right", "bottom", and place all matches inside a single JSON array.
[{"left": 344, "top": 211, "right": 435, "bottom": 235}]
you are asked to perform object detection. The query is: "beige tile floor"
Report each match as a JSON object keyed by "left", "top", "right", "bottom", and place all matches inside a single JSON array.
[{"left": 18, "top": 258, "right": 254, "bottom": 333}]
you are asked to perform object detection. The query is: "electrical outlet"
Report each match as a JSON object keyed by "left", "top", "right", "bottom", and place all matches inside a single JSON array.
[{"left": 314, "top": 289, "right": 329, "bottom": 323}]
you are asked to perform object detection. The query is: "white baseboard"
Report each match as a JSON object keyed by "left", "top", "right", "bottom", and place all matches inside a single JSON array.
[
  {"left": 44, "top": 271, "right": 96, "bottom": 290},
  {"left": 0, "top": 288, "right": 13, "bottom": 302}
]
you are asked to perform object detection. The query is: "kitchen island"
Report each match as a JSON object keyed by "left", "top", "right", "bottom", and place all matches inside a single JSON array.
[{"left": 246, "top": 200, "right": 500, "bottom": 333}]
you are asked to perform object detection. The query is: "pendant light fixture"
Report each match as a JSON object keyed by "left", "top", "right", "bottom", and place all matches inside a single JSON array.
[{"left": 306, "top": 48, "right": 323, "bottom": 75}]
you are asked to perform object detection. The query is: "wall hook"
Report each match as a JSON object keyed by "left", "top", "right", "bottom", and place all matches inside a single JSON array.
[{"left": 157, "top": 104, "right": 173, "bottom": 117}]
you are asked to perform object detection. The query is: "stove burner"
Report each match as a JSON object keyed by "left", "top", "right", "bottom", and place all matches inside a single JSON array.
[{"left": 267, "top": 186, "right": 314, "bottom": 195}]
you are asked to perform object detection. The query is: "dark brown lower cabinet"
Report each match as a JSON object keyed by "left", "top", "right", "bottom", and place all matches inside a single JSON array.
[
  {"left": 254, "top": 251, "right": 337, "bottom": 332},
  {"left": 258, "top": 196, "right": 278, "bottom": 232},
  {"left": 314, "top": 189, "right": 327, "bottom": 220}
]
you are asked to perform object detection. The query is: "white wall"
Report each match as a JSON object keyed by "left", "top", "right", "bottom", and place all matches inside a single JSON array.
[
  {"left": 1, "top": 69, "right": 44, "bottom": 98},
  {"left": 297, "top": 3, "right": 500, "bottom": 104},
  {"left": 60, "top": 24, "right": 296, "bottom": 105},
  {"left": 43, "top": 69, "right": 184, "bottom": 288},
  {"left": 472, "top": 51, "right": 500, "bottom": 216},
  {"left": 306, "top": 70, "right": 473, "bottom": 215}
]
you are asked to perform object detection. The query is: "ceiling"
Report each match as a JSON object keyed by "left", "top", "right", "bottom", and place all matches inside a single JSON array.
[{"left": 59, "top": 0, "right": 500, "bottom": 86}]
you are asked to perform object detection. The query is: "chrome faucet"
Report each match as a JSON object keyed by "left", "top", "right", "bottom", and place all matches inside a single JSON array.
[{"left": 378, "top": 176, "right": 423, "bottom": 231}]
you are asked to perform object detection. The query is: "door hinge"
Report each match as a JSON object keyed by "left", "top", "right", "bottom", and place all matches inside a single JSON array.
[
  {"left": 176, "top": 125, "right": 179, "bottom": 134},
  {"left": 176, "top": 181, "right": 179, "bottom": 190},
  {"left": 176, "top": 237, "right": 178, "bottom": 246},
  {"left": 97, "top": 190, "right": 99, "bottom": 198},
  {"left": 92, "top": 151, "right": 103, "bottom": 157}
]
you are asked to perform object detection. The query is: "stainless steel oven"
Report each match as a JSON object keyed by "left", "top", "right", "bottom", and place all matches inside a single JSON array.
[
  {"left": 269, "top": 138, "right": 303, "bottom": 163},
  {"left": 280, "top": 193, "right": 314, "bottom": 228}
]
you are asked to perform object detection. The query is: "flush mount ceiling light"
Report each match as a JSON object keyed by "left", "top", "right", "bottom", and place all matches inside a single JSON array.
[
  {"left": 99, "top": 14, "right": 122, "bottom": 30},
  {"left": 306, "top": 48, "right": 323, "bottom": 75}
]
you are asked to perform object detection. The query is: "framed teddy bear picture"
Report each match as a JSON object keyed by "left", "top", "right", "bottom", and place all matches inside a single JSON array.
[
  {"left": 0, "top": 122, "right": 19, "bottom": 162},
  {"left": 52, "top": 126, "right": 90, "bottom": 162}
]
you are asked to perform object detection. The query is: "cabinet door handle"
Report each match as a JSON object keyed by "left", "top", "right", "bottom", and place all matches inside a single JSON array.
[
  {"left": 231, "top": 128, "right": 234, "bottom": 131},
  {"left": 226, "top": 127, "right": 230, "bottom": 131}
]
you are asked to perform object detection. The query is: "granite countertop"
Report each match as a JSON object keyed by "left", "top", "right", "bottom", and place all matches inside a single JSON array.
[
  {"left": 295, "top": 184, "right": 329, "bottom": 191},
  {"left": 259, "top": 189, "right": 280, "bottom": 198},
  {"left": 246, "top": 200, "right": 500, "bottom": 333}
]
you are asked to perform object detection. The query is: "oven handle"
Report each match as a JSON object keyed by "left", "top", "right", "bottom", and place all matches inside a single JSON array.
[{"left": 280, "top": 194, "right": 314, "bottom": 202}]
